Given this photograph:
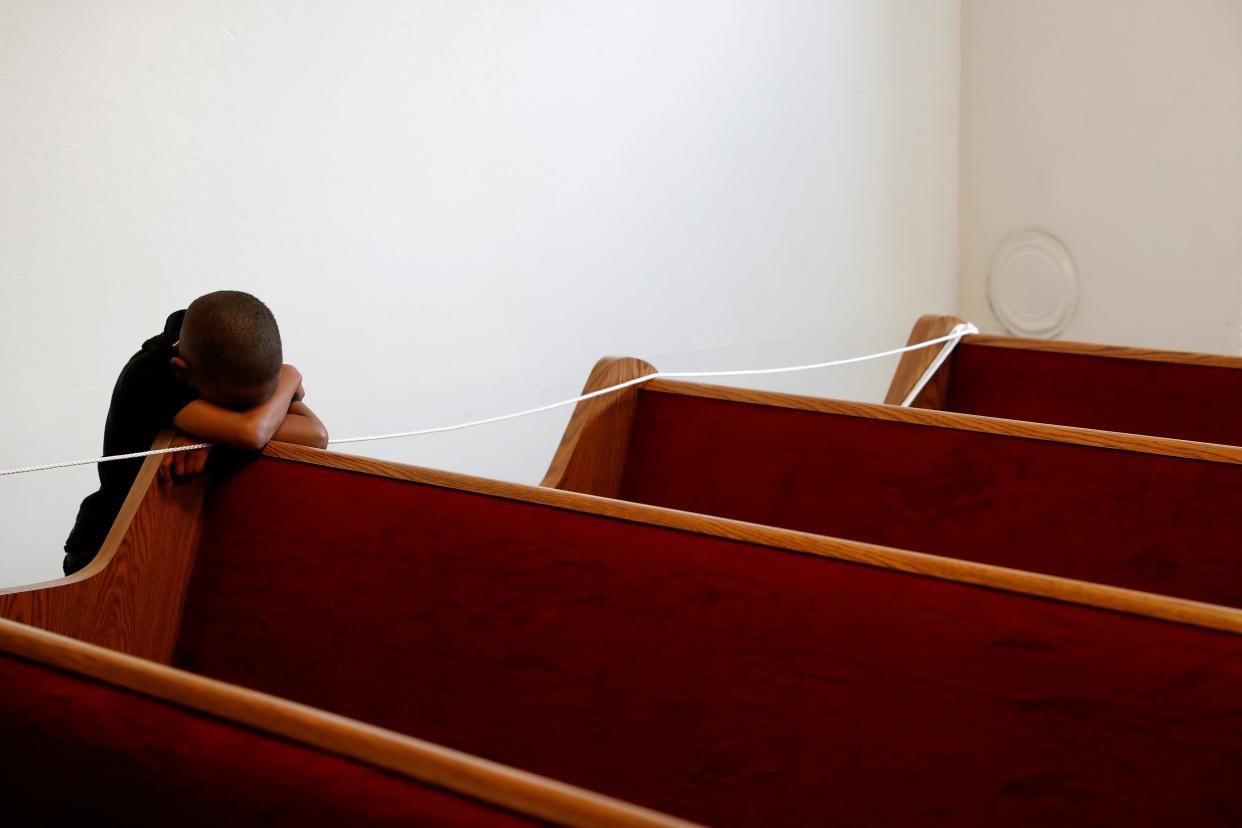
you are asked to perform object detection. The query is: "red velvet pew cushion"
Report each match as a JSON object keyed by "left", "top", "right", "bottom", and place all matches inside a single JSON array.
[
  {"left": 945, "top": 343, "right": 1242, "bottom": 446},
  {"left": 0, "top": 651, "right": 536, "bottom": 826},
  {"left": 173, "top": 456, "right": 1242, "bottom": 827},
  {"left": 618, "top": 389, "right": 1242, "bottom": 608}
]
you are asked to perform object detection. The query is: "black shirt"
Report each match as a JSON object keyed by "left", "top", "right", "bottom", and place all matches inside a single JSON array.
[{"left": 63, "top": 310, "right": 198, "bottom": 575}]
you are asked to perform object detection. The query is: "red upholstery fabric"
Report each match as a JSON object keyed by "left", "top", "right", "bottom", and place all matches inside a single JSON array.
[
  {"left": 174, "top": 456, "right": 1242, "bottom": 827},
  {"left": 0, "top": 650, "right": 538, "bottom": 826},
  {"left": 619, "top": 389, "right": 1242, "bottom": 607},
  {"left": 945, "top": 343, "right": 1242, "bottom": 446}
]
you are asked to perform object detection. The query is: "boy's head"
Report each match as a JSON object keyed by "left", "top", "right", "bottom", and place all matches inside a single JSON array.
[{"left": 171, "top": 291, "right": 282, "bottom": 410}]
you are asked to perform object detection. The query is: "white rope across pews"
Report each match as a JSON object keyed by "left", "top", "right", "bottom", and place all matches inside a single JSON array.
[{"left": 0, "top": 322, "right": 978, "bottom": 476}]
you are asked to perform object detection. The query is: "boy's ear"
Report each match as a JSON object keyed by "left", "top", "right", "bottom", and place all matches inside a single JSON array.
[{"left": 170, "top": 356, "right": 189, "bottom": 381}]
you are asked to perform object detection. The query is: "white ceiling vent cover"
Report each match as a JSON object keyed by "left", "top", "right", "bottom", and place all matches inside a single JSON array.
[{"left": 988, "top": 230, "right": 1079, "bottom": 339}]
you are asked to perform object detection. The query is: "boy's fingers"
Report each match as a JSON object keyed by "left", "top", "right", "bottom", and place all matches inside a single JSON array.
[
  {"left": 193, "top": 448, "right": 209, "bottom": 475},
  {"left": 174, "top": 450, "right": 186, "bottom": 478},
  {"left": 159, "top": 454, "right": 172, "bottom": 484}
]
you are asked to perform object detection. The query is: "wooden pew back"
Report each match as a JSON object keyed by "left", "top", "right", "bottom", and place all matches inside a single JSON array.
[
  {"left": 548, "top": 366, "right": 1242, "bottom": 608},
  {"left": 0, "top": 618, "right": 683, "bottom": 828},
  {"left": 627, "top": 384, "right": 1242, "bottom": 606},
  {"left": 887, "top": 314, "right": 1242, "bottom": 445},
  {"left": 947, "top": 340, "right": 1242, "bottom": 445},
  {"left": 164, "top": 447, "right": 1242, "bottom": 827}
]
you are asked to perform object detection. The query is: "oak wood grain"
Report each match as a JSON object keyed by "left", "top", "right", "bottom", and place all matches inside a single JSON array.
[
  {"left": 0, "top": 617, "right": 695, "bottom": 828},
  {"left": 264, "top": 442, "right": 1242, "bottom": 636},
  {"left": 882, "top": 314, "right": 965, "bottom": 406},
  {"left": 541, "top": 356, "right": 657, "bottom": 495},
  {"left": 0, "top": 430, "right": 207, "bottom": 662}
]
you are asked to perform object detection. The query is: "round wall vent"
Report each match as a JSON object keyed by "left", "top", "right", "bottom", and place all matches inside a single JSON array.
[{"left": 988, "top": 230, "right": 1079, "bottom": 339}]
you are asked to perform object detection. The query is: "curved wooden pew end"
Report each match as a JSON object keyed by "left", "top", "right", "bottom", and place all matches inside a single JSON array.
[
  {"left": 0, "top": 430, "right": 207, "bottom": 662},
  {"left": 883, "top": 313, "right": 967, "bottom": 407},
  {"left": 542, "top": 355, "right": 658, "bottom": 496}
]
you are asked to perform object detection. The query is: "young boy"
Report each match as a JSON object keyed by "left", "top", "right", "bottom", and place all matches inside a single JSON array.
[{"left": 63, "top": 290, "right": 328, "bottom": 575}]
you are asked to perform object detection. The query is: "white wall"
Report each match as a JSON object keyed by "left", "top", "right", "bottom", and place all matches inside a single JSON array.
[
  {"left": 959, "top": 0, "right": 1242, "bottom": 352},
  {"left": 0, "top": 1, "right": 960, "bottom": 587}
]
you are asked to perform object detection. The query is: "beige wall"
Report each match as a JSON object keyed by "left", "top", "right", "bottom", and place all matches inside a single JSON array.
[{"left": 959, "top": 0, "right": 1242, "bottom": 352}]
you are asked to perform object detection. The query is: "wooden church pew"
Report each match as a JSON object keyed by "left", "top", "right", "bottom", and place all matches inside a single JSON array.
[
  {"left": 543, "top": 357, "right": 1242, "bottom": 609},
  {"left": 0, "top": 616, "right": 688, "bottom": 827},
  {"left": 4, "top": 436, "right": 1242, "bottom": 825},
  {"left": 886, "top": 314, "right": 1242, "bottom": 445}
]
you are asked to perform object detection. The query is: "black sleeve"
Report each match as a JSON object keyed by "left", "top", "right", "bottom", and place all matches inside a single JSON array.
[{"left": 160, "top": 374, "right": 198, "bottom": 422}]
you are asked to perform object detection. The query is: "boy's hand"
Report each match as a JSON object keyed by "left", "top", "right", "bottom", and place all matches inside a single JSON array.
[{"left": 158, "top": 433, "right": 212, "bottom": 484}]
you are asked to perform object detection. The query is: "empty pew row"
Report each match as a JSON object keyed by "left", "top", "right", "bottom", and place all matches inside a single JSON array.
[
  {"left": 0, "top": 616, "right": 688, "bottom": 827},
  {"left": 543, "top": 357, "right": 1242, "bottom": 609},
  {"left": 3, "top": 435, "right": 1242, "bottom": 825},
  {"left": 887, "top": 314, "right": 1242, "bottom": 446}
]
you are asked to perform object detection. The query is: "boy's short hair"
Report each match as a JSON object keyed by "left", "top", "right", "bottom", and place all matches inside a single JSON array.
[{"left": 181, "top": 291, "right": 282, "bottom": 386}]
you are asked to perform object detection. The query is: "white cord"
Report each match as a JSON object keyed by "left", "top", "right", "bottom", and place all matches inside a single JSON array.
[
  {"left": 0, "top": 323, "right": 977, "bottom": 476},
  {"left": 0, "top": 442, "right": 214, "bottom": 477},
  {"left": 901, "top": 322, "right": 979, "bottom": 406}
]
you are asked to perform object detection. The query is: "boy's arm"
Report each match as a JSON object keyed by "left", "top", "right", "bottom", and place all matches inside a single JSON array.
[
  {"left": 273, "top": 400, "right": 329, "bottom": 449},
  {"left": 172, "top": 364, "right": 302, "bottom": 451}
]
